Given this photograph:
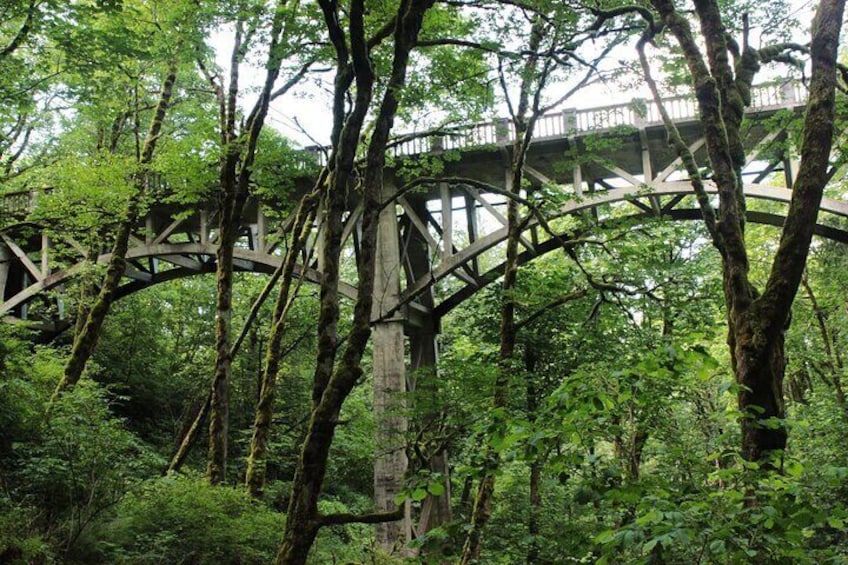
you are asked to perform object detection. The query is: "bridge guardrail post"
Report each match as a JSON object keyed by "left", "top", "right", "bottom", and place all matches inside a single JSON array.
[
  {"left": 495, "top": 118, "right": 511, "bottom": 145},
  {"left": 781, "top": 81, "right": 797, "bottom": 104},
  {"left": 429, "top": 134, "right": 443, "bottom": 153},
  {"left": 562, "top": 108, "right": 577, "bottom": 133},
  {"left": 631, "top": 98, "right": 648, "bottom": 127}
]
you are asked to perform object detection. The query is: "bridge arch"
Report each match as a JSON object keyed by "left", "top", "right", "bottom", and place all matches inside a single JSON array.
[
  {"left": 0, "top": 234, "right": 358, "bottom": 322},
  {"left": 394, "top": 182, "right": 848, "bottom": 319},
  {"left": 4, "top": 183, "right": 848, "bottom": 328}
]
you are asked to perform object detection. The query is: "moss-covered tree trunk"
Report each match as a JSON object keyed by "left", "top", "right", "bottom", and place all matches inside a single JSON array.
[
  {"left": 645, "top": 0, "right": 845, "bottom": 462},
  {"left": 53, "top": 63, "right": 178, "bottom": 399},
  {"left": 206, "top": 3, "right": 298, "bottom": 484},
  {"left": 244, "top": 193, "right": 317, "bottom": 496},
  {"left": 207, "top": 172, "right": 238, "bottom": 483},
  {"left": 274, "top": 0, "right": 432, "bottom": 561}
]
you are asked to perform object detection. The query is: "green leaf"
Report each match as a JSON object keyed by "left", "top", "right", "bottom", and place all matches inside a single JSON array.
[
  {"left": 643, "top": 538, "right": 659, "bottom": 553},
  {"left": 709, "top": 540, "right": 726, "bottom": 554},
  {"left": 785, "top": 461, "right": 804, "bottom": 478},
  {"left": 411, "top": 488, "right": 428, "bottom": 502},
  {"left": 427, "top": 482, "right": 445, "bottom": 497},
  {"left": 594, "top": 529, "right": 616, "bottom": 544}
]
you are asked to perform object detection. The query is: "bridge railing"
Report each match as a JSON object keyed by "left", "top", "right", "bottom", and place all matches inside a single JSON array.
[
  {"left": 386, "top": 80, "right": 805, "bottom": 159},
  {"left": 1, "top": 189, "right": 38, "bottom": 217},
  {"left": 0, "top": 173, "right": 170, "bottom": 222}
]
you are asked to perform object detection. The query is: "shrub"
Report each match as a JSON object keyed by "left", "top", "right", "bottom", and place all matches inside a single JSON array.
[{"left": 96, "top": 475, "right": 283, "bottom": 564}]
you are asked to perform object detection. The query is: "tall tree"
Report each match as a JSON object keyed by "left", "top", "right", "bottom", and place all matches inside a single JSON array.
[
  {"left": 273, "top": 0, "right": 438, "bottom": 560},
  {"left": 626, "top": 0, "right": 846, "bottom": 463},
  {"left": 199, "top": 0, "right": 315, "bottom": 485},
  {"left": 458, "top": 3, "right": 616, "bottom": 559}
]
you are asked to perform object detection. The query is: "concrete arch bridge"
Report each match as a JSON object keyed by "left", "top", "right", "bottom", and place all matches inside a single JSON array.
[{"left": 2, "top": 81, "right": 846, "bottom": 333}]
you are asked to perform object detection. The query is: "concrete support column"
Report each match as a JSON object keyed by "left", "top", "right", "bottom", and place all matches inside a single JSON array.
[
  {"left": 0, "top": 243, "right": 10, "bottom": 304},
  {"left": 405, "top": 197, "right": 452, "bottom": 536},
  {"left": 256, "top": 205, "right": 266, "bottom": 253},
  {"left": 372, "top": 189, "right": 411, "bottom": 551},
  {"left": 41, "top": 233, "right": 50, "bottom": 277},
  {"left": 409, "top": 328, "right": 452, "bottom": 535}
]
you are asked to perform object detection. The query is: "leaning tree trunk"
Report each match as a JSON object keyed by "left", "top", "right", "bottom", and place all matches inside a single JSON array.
[
  {"left": 53, "top": 63, "right": 177, "bottom": 399},
  {"left": 245, "top": 194, "right": 316, "bottom": 496}
]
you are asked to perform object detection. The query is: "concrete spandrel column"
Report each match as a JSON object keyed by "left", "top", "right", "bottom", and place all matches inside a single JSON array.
[
  {"left": 0, "top": 243, "right": 9, "bottom": 304},
  {"left": 404, "top": 196, "right": 452, "bottom": 535},
  {"left": 372, "top": 188, "right": 411, "bottom": 552}
]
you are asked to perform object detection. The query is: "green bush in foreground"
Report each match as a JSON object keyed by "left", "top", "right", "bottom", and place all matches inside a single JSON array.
[{"left": 95, "top": 475, "right": 283, "bottom": 564}]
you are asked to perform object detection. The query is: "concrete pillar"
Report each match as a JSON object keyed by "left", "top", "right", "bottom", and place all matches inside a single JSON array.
[
  {"left": 372, "top": 186, "right": 411, "bottom": 551},
  {"left": 405, "top": 197, "right": 452, "bottom": 536},
  {"left": 256, "top": 205, "right": 266, "bottom": 253},
  {"left": 409, "top": 328, "right": 452, "bottom": 535},
  {"left": 0, "top": 243, "right": 10, "bottom": 304},
  {"left": 41, "top": 233, "right": 50, "bottom": 277},
  {"left": 200, "top": 210, "right": 209, "bottom": 245}
]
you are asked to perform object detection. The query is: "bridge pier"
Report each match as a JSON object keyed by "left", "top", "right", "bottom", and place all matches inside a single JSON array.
[
  {"left": 403, "top": 196, "right": 453, "bottom": 537},
  {"left": 0, "top": 243, "right": 9, "bottom": 308},
  {"left": 372, "top": 192, "right": 412, "bottom": 551},
  {"left": 409, "top": 326, "right": 452, "bottom": 535}
]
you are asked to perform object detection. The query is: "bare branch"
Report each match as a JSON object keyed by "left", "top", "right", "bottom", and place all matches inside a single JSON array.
[{"left": 514, "top": 288, "right": 589, "bottom": 331}]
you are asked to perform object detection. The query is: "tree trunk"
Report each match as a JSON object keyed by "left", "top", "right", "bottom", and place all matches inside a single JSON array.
[
  {"left": 732, "top": 311, "right": 788, "bottom": 462},
  {"left": 245, "top": 195, "right": 316, "bottom": 496},
  {"left": 207, "top": 224, "right": 235, "bottom": 484},
  {"left": 275, "top": 0, "right": 432, "bottom": 561},
  {"left": 53, "top": 63, "right": 177, "bottom": 399},
  {"left": 645, "top": 0, "right": 845, "bottom": 463},
  {"left": 460, "top": 21, "right": 544, "bottom": 560},
  {"left": 166, "top": 389, "right": 211, "bottom": 474},
  {"left": 206, "top": 2, "right": 293, "bottom": 484}
]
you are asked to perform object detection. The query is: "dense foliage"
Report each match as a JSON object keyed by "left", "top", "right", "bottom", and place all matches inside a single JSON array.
[{"left": 1, "top": 0, "right": 847, "bottom": 563}]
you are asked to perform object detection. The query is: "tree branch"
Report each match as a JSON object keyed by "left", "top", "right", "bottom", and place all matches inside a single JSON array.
[
  {"left": 319, "top": 506, "right": 404, "bottom": 526},
  {"left": 514, "top": 288, "right": 589, "bottom": 331}
]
